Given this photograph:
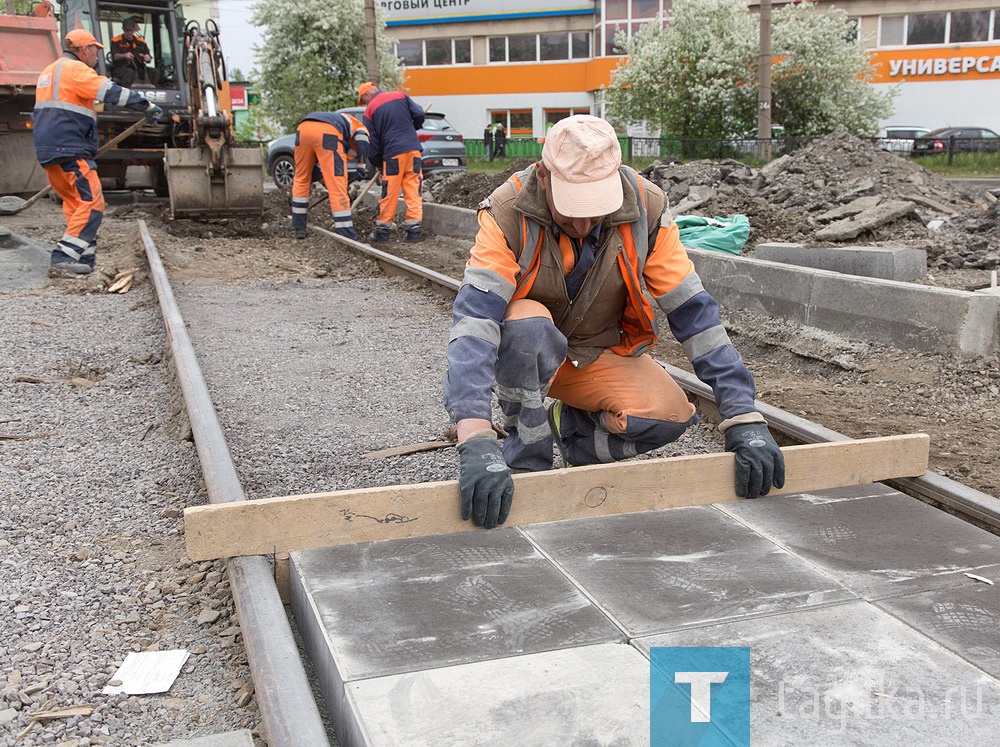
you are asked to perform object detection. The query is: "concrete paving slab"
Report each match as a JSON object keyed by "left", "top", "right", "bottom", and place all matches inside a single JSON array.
[
  {"left": 718, "top": 484, "right": 1000, "bottom": 600},
  {"left": 291, "top": 529, "right": 623, "bottom": 742},
  {"left": 0, "top": 225, "right": 49, "bottom": 292},
  {"left": 341, "top": 643, "right": 649, "bottom": 746},
  {"left": 877, "top": 583, "right": 1000, "bottom": 680},
  {"left": 636, "top": 601, "right": 1000, "bottom": 746},
  {"left": 521, "top": 506, "right": 855, "bottom": 636}
]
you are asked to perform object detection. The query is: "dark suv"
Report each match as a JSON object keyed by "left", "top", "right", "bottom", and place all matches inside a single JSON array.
[
  {"left": 265, "top": 108, "right": 467, "bottom": 190},
  {"left": 912, "top": 127, "right": 1000, "bottom": 156}
]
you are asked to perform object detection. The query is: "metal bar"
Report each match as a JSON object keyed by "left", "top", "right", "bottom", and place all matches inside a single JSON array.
[{"left": 138, "top": 220, "right": 331, "bottom": 747}]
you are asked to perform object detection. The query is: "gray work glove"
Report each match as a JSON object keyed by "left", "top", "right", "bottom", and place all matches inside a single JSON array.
[
  {"left": 355, "top": 164, "right": 373, "bottom": 181},
  {"left": 144, "top": 102, "right": 164, "bottom": 123},
  {"left": 724, "top": 423, "right": 785, "bottom": 499},
  {"left": 457, "top": 431, "right": 514, "bottom": 529}
]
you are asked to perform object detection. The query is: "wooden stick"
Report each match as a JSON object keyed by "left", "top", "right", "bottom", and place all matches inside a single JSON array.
[
  {"left": 183, "top": 434, "right": 929, "bottom": 561},
  {"left": 351, "top": 172, "right": 379, "bottom": 211}
]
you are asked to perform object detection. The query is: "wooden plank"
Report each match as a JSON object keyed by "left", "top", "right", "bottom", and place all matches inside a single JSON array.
[{"left": 183, "top": 434, "right": 929, "bottom": 561}]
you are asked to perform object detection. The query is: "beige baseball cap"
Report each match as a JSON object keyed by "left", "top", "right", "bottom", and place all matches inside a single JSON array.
[{"left": 542, "top": 115, "right": 623, "bottom": 217}]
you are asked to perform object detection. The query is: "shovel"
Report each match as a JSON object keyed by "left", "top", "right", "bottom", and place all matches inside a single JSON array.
[
  {"left": 351, "top": 171, "right": 379, "bottom": 211},
  {"left": 0, "top": 116, "right": 151, "bottom": 216}
]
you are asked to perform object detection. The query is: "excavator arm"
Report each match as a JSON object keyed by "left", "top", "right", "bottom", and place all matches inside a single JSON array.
[{"left": 164, "top": 19, "right": 262, "bottom": 218}]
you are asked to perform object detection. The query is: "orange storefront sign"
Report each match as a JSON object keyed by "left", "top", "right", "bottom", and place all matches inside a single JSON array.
[
  {"left": 870, "top": 45, "right": 1000, "bottom": 83},
  {"left": 403, "top": 57, "right": 621, "bottom": 96}
]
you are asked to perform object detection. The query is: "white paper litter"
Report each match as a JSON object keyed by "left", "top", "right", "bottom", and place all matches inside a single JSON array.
[
  {"left": 964, "top": 573, "right": 995, "bottom": 586},
  {"left": 102, "top": 649, "right": 190, "bottom": 695}
]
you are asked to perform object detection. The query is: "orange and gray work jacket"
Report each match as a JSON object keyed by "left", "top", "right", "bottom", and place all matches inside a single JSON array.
[
  {"left": 298, "top": 111, "right": 370, "bottom": 163},
  {"left": 33, "top": 52, "right": 152, "bottom": 166},
  {"left": 444, "top": 163, "right": 763, "bottom": 429},
  {"left": 110, "top": 33, "right": 151, "bottom": 65}
]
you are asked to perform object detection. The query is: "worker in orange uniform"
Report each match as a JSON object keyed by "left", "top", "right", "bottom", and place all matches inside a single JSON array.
[
  {"left": 357, "top": 81, "right": 425, "bottom": 242},
  {"left": 110, "top": 17, "right": 156, "bottom": 87},
  {"left": 444, "top": 115, "right": 785, "bottom": 528},
  {"left": 291, "top": 111, "right": 371, "bottom": 240},
  {"left": 33, "top": 29, "right": 163, "bottom": 275}
]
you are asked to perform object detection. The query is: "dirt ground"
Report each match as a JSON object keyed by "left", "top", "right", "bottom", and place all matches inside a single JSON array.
[{"left": 4, "top": 134, "right": 998, "bottom": 501}]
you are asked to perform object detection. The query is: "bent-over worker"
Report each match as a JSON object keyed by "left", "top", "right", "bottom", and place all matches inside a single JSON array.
[
  {"left": 290, "top": 111, "right": 371, "bottom": 240},
  {"left": 444, "top": 115, "right": 785, "bottom": 528},
  {"left": 33, "top": 29, "right": 163, "bottom": 275},
  {"left": 357, "top": 81, "right": 425, "bottom": 242}
]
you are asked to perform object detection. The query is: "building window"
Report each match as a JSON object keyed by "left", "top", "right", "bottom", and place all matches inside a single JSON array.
[
  {"left": 907, "top": 13, "right": 946, "bottom": 45},
  {"left": 880, "top": 11, "right": 997, "bottom": 47},
  {"left": 397, "top": 39, "right": 422, "bottom": 66},
  {"left": 509, "top": 34, "right": 537, "bottom": 62},
  {"left": 425, "top": 39, "right": 451, "bottom": 66},
  {"left": 541, "top": 32, "right": 569, "bottom": 61},
  {"left": 571, "top": 31, "right": 590, "bottom": 59},
  {"left": 455, "top": 38, "right": 471, "bottom": 64},
  {"left": 491, "top": 109, "right": 533, "bottom": 136},
  {"left": 950, "top": 10, "right": 991, "bottom": 43},
  {"left": 544, "top": 108, "right": 591, "bottom": 131},
  {"left": 604, "top": 23, "right": 628, "bottom": 56},
  {"left": 488, "top": 37, "right": 506, "bottom": 63}
]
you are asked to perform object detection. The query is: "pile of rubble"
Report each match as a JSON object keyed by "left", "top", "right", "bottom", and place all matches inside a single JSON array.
[{"left": 425, "top": 132, "right": 999, "bottom": 275}]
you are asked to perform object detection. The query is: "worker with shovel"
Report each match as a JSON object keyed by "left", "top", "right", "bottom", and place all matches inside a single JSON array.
[
  {"left": 32, "top": 29, "right": 163, "bottom": 276},
  {"left": 445, "top": 115, "right": 785, "bottom": 529},
  {"left": 290, "top": 111, "right": 371, "bottom": 240}
]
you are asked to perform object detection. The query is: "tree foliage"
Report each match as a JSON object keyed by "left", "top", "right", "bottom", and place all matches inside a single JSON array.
[
  {"left": 249, "top": 0, "right": 403, "bottom": 133},
  {"left": 605, "top": 0, "right": 894, "bottom": 139}
]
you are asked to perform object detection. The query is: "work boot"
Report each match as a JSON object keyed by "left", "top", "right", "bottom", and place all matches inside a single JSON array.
[
  {"left": 405, "top": 225, "right": 422, "bottom": 242},
  {"left": 367, "top": 224, "right": 391, "bottom": 243},
  {"left": 334, "top": 227, "right": 359, "bottom": 241},
  {"left": 49, "top": 251, "right": 94, "bottom": 276},
  {"left": 295, "top": 228, "right": 306, "bottom": 240}
]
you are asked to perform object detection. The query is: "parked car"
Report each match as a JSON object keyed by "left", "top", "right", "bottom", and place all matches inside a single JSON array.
[
  {"left": 911, "top": 127, "right": 1000, "bottom": 156},
  {"left": 265, "top": 109, "right": 467, "bottom": 190},
  {"left": 872, "top": 126, "right": 930, "bottom": 156}
]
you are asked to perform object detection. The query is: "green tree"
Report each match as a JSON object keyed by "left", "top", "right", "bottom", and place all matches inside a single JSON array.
[
  {"left": 249, "top": 0, "right": 402, "bottom": 133},
  {"left": 770, "top": 3, "right": 893, "bottom": 136},
  {"left": 605, "top": 0, "right": 893, "bottom": 139}
]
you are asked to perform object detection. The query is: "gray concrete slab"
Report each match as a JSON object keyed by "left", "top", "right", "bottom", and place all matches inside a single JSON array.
[
  {"left": 522, "top": 506, "right": 855, "bottom": 636},
  {"left": 341, "top": 643, "right": 649, "bottom": 746},
  {"left": 636, "top": 601, "right": 1000, "bottom": 746},
  {"left": 0, "top": 225, "right": 49, "bottom": 292},
  {"left": 755, "top": 242, "right": 927, "bottom": 281},
  {"left": 687, "top": 248, "right": 999, "bottom": 356},
  {"left": 717, "top": 484, "right": 1000, "bottom": 600},
  {"left": 291, "top": 529, "right": 623, "bottom": 743},
  {"left": 876, "top": 583, "right": 1000, "bottom": 680}
]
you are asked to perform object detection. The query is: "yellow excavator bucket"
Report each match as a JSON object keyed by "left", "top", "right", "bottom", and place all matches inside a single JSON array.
[{"left": 164, "top": 146, "right": 263, "bottom": 219}]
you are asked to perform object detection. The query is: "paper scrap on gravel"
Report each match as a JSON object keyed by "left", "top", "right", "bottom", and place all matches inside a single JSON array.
[{"left": 103, "top": 649, "right": 190, "bottom": 695}]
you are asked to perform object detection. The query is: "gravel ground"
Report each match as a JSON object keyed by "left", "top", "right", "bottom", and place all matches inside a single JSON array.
[
  {"left": 0, "top": 288, "right": 261, "bottom": 746},
  {"left": 0, "top": 197, "right": 721, "bottom": 747}
]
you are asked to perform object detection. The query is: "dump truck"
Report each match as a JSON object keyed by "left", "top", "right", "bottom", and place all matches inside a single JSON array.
[
  {"left": 54, "top": 0, "right": 262, "bottom": 217},
  {"left": 0, "top": 9, "right": 61, "bottom": 196}
]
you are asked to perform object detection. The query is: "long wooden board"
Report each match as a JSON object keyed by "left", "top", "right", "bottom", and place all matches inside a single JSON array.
[{"left": 183, "top": 434, "right": 929, "bottom": 561}]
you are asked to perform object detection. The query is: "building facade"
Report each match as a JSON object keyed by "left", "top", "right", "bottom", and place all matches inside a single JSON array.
[{"left": 384, "top": 0, "right": 1000, "bottom": 139}]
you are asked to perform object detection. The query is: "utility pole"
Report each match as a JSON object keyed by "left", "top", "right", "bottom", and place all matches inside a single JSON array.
[
  {"left": 757, "top": 0, "right": 773, "bottom": 160},
  {"left": 364, "top": 0, "right": 378, "bottom": 84}
]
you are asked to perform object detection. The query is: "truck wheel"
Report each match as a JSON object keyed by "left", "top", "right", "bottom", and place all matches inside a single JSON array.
[{"left": 270, "top": 155, "right": 295, "bottom": 191}]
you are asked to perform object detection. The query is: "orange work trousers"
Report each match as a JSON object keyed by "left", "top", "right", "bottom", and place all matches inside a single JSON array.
[
  {"left": 292, "top": 120, "right": 354, "bottom": 233},
  {"left": 375, "top": 150, "right": 422, "bottom": 228},
  {"left": 44, "top": 158, "right": 105, "bottom": 264}
]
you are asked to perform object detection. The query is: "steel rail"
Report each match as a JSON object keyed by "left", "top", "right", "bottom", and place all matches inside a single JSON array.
[
  {"left": 317, "top": 226, "right": 1000, "bottom": 534},
  {"left": 139, "top": 220, "right": 331, "bottom": 747}
]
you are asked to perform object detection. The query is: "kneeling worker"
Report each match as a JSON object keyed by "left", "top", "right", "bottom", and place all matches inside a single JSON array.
[
  {"left": 444, "top": 115, "right": 785, "bottom": 528},
  {"left": 290, "top": 111, "right": 371, "bottom": 240}
]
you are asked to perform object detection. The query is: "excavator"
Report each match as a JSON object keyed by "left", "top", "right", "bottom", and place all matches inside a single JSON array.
[{"left": 55, "top": 0, "right": 262, "bottom": 217}]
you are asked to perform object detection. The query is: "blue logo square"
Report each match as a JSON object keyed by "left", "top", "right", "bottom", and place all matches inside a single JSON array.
[{"left": 650, "top": 646, "right": 750, "bottom": 747}]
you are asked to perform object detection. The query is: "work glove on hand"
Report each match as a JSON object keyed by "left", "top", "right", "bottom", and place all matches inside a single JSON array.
[
  {"left": 144, "top": 103, "right": 164, "bottom": 123},
  {"left": 355, "top": 164, "right": 373, "bottom": 181},
  {"left": 457, "top": 431, "right": 514, "bottom": 529},
  {"left": 724, "top": 423, "right": 785, "bottom": 499}
]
